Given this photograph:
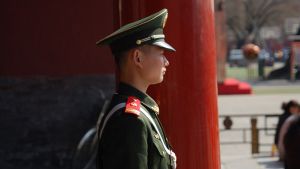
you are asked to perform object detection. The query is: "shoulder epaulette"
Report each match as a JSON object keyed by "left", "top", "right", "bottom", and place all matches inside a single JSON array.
[{"left": 125, "top": 96, "right": 141, "bottom": 116}]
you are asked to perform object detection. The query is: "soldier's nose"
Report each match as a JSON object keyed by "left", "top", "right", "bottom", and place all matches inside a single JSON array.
[{"left": 164, "top": 56, "right": 169, "bottom": 67}]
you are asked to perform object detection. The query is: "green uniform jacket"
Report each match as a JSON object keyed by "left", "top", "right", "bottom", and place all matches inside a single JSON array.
[{"left": 97, "top": 83, "right": 174, "bottom": 169}]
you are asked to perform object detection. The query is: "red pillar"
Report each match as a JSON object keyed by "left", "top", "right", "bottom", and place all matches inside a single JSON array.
[
  {"left": 215, "top": 0, "right": 227, "bottom": 83},
  {"left": 114, "top": 1, "right": 220, "bottom": 169}
]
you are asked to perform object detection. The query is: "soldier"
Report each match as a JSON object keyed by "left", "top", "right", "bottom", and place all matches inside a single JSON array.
[{"left": 95, "top": 9, "right": 176, "bottom": 169}]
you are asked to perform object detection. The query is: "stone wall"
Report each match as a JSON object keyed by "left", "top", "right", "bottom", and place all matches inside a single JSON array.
[{"left": 0, "top": 75, "right": 115, "bottom": 169}]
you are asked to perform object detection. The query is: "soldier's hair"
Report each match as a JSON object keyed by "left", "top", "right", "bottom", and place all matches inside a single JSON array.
[
  {"left": 138, "top": 44, "right": 152, "bottom": 54},
  {"left": 113, "top": 45, "right": 150, "bottom": 69},
  {"left": 113, "top": 51, "right": 127, "bottom": 69}
]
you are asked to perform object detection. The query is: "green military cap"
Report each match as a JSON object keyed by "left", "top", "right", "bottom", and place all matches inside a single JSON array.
[{"left": 96, "top": 8, "right": 175, "bottom": 54}]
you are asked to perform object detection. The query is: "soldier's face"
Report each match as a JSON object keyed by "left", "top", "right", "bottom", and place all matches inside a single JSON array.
[{"left": 139, "top": 45, "right": 169, "bottom": 84}]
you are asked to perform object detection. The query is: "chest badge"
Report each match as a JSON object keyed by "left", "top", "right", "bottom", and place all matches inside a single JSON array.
[{"left": 125, "top": 96, "right": 141, "bottom": 116}]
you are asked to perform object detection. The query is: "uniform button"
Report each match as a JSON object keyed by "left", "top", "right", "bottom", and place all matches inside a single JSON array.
[
  {"left": 162, "top": 151, "right": 166, "bottom": 156},
  {"left": 154, "top": 133, "right": 160, "bottom": 139}
]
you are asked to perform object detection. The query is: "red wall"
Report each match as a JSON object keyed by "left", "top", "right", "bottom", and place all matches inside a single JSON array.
[{"left": 0, "top": 0, "right": 115, "bottom": 76}]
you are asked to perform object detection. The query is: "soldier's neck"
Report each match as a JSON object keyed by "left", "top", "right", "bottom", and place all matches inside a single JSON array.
[{"left": 119, "top": 77, "right": 149, "bottom": 94}]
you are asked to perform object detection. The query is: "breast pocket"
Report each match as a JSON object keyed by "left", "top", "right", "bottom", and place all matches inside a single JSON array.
[
  {"left": 152, "top": 132, "right": 167, "bottom": 157},
  {"left": 150, "top": 132, "right": 172, "bottom": 169}
]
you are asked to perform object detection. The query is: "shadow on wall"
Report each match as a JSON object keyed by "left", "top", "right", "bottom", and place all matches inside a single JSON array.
[{"left": 0, "top": 75, "right": 115, "bottom": 169}]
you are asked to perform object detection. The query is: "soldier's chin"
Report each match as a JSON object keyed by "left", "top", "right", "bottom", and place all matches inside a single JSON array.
[{"left": 151, "top": 77, "right": 164, "bottom": 85}]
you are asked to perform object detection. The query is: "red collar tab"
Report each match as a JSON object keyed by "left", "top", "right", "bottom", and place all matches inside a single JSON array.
[{"left": 125, "top": 96, "right": 141, "bottom": 116}]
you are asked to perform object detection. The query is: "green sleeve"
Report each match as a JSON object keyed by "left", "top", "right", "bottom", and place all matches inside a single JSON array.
[{"left": 101, "top": 114, "right": 148, "bottom": 169}]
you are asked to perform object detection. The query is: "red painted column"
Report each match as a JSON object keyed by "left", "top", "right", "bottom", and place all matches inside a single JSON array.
[
  {"left": 215, "top": 0, "right": 227, "bottom": 83},
  {"left": 115, "top": 0, "right": 220, "bottom": 169}
]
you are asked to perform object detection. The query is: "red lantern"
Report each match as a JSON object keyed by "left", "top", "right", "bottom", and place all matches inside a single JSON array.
[{"left": 243, "top": 43, "right": 260, "bottom": 60}]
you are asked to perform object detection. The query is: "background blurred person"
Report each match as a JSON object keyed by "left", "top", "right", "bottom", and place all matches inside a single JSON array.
[
  {"left": 284, "top": 114, "right": 300, "bottom": 169},
  {"left": 274, "top": 101, "right": 299, "bottom": 146},
  {"left": 277, "top": 100, "right": 300, "bottom": 161}
]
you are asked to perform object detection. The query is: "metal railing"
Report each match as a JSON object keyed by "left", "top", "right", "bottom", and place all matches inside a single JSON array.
[{"left": 219, "top": 113, "right": 280, "bottom": 154}]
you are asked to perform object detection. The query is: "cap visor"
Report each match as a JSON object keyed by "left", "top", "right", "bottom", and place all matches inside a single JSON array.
[{"left": 152, "top": 41, "right": 176, "bottom": 52}]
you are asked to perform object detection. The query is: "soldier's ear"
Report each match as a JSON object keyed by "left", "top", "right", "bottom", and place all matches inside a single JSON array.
[{"left": 132, "top": 48, "right": 143, "bottom": 68}]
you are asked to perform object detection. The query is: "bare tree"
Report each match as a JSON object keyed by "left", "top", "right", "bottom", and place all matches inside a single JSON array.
[{"left": 225, "top": 0, "right": 297, "bottom": 48}]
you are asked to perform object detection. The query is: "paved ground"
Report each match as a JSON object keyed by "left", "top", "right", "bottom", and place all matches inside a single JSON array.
[
  {"left": 218, "top": 93, "right": 300, "bottom": 115},
  {"left": 218, "top": 83, "right": 300, "bottom": 169}
]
